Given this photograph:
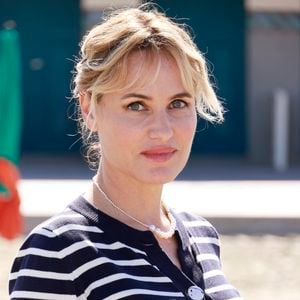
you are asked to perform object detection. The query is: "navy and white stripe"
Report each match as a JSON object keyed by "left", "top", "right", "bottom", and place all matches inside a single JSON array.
[{"left": 9, "top": 196, "right": 241, "bottom": 299}]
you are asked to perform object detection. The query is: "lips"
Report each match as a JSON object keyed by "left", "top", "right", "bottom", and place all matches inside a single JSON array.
[{"left": 140, "top": 147, "right": 177, "bottom": 162}]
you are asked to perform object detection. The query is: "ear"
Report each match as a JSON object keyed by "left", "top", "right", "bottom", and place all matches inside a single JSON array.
[{"left": 79, "top": 92, "right": 97, "bottom": 132}]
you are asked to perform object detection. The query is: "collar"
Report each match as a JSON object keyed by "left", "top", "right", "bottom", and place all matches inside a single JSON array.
[{"left": 69, "top": 195, "right": 185, "bottom": 247}]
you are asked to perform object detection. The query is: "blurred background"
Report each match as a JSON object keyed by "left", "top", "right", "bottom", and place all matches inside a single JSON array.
[{"left": 0, "top": 0, "right": 300, "bottom": 299}]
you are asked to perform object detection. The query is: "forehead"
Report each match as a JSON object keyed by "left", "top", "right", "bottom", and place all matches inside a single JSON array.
[{"left": 122, "top": 50, "right": 183, "bottom": 92}]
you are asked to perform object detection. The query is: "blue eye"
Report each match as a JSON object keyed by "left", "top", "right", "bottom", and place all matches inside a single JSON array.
[
  {"left": 170, "top": 99, "right": 187, "bottom": 109},
  {"left": 128, "top": 102, "right": 145, "bottom": 111}
]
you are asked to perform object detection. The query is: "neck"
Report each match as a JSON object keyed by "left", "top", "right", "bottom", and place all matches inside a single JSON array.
[{"left": 88, "top": 163, "right": 169, "bottom": 231}]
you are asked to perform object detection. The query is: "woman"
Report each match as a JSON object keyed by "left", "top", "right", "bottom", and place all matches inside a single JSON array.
[{"left": 9, "top": 6, "right": 241, "bottom": 300}]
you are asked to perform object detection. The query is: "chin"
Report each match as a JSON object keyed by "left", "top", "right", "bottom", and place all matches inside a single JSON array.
[{"left": 140, "top": 167, "right": 183, "bottom": 185}]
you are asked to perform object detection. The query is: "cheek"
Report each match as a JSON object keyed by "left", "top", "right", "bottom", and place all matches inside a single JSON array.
[
  {"left": 100, "top": 117, "right": 140, "bottom": 152},
  {"left": 178, "top": 115, "right": 197, "bottom": 141}
]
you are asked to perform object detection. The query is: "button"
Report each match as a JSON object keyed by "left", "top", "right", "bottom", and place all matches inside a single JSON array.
[{"left": 187, "top": 286, "right": 204, "bottom": 300}]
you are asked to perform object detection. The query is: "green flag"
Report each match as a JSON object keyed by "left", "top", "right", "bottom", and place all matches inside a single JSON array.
[{"left": 0, "top": 27, "right": 22, "bottom": 165}]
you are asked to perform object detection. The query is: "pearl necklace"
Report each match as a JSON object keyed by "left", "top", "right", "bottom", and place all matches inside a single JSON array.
[{"left": 92, "top": 177, "right": 176, "bottom": 239}]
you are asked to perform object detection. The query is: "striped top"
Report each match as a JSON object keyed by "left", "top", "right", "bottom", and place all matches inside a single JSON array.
[{"left": 9, "top": 196, "right": 241, "bottom": 300}]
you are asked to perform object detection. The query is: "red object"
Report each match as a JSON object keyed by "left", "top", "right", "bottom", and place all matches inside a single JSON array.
[{"left": 0, "top": 157, "right": 23, "bottom": 239}]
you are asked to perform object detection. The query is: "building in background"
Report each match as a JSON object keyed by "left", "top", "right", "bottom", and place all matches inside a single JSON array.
[
  {"left": 0, "top": 0, "right": 299, "bottom": 166},
  {"left": 246, "top": 0, "right": 300, "bottom": 165}
]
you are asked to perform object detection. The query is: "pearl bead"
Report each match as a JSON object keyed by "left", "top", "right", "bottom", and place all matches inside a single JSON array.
[{"left": 149, "top": 225, "right": 156, "bottom": 232}]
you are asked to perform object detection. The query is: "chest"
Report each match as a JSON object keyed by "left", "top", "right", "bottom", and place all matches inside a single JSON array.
[{"left": 67, "top": 234, "right": 239, "bottom": 300}]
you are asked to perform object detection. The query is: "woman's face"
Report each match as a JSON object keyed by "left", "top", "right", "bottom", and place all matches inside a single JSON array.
[{"left": 95, "top": 51, "right": 197, "bottom": 185}]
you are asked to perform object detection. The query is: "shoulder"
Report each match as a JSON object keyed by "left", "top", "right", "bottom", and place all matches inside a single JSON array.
[
  {"left": 172, "top": 209, "right": 219, "bottom": 239},
  {"left": 9, "top": 206, "right": 103, "bottom": 297},
  {"left": 10, "top": 204, "right": 104, "bottom": 273},
  {"left": 172, "top": 209, "right": 222, "bottom": 263},
  {"left": 24, "top": 206, "right": 100, "bottom": 245}
]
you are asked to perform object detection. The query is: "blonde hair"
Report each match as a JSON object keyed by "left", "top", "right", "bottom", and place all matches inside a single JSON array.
[{"left": 72, "top": 5, "right": 224, "bottom": 167}]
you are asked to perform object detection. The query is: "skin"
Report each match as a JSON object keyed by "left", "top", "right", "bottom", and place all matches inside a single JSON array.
[{"left": 80, "top": 51, "right": 197, "bottom": 268}]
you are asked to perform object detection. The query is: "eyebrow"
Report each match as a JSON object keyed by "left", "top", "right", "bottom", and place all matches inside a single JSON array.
[{"left": 121, "top": 92, "right": 193, "bottom": 100}]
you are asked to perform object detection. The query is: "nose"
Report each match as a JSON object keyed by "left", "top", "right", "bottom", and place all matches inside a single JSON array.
[{"left": 148, "top": 110, "right": 174, "bottom": 141}]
